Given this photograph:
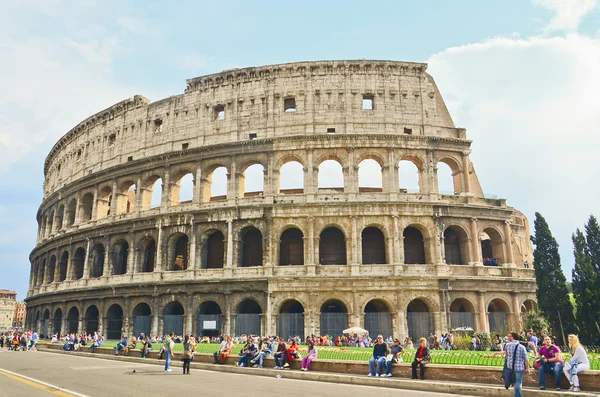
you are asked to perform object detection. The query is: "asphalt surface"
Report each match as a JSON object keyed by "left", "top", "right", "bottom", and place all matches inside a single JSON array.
[{"left": 0, "top": 348, "right": 477, "bottom": 397}]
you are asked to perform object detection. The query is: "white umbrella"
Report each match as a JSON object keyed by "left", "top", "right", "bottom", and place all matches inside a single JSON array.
[{"left": 343, "top": 326, "right": 369, "bottom": 335}]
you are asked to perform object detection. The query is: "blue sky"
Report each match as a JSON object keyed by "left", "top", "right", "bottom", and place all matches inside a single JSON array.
[{"left": 1, "top": 0, "right": 599, "bottom": 300}]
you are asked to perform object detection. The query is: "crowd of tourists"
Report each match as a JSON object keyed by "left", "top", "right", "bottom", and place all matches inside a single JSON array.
[{"left": 0, "top": 330, "right": 38, "bottom": 351}]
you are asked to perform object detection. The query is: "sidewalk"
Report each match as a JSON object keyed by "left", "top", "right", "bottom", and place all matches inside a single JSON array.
[{"left": 39, "top": 348, "right": 599, "bottom": 397}]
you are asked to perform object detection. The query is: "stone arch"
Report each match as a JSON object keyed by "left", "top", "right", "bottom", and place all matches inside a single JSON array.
[
  {"left": 239, "top": 226, "right": 263, "bottom": 267},
  {"left": 138, "top": 237, "right": 156, "bottom": 273},
  {"left": 132, "top": 302, "right": 152, "bottom": 338},
  {"left": 96, "top": 185, "right": 113, "bottom": 219},
  {"left": 80, "top": 192, "right": 94, "bottom": 222},
  {"left": 197, "top": 301, "right": 222, "bottom": 337},
  {"left": 72, "top": 247, "right": 85, "bottom": 280},
  {"left": 444, "top": 225, "right": 470, "bottom": 265},
  {"left": 47, "top": 255, "right": 56, "bottom": 284},
  {"left": 200, "top": 229, "right": 225, "bottom": 269},
  {"left": 320, "top": 299, "right": 348, "bottom": 337},
  {"left": 58, "top": 251, "right": 68, "bottom": 282},
  {"left": 278, "top": 299, "right": 305, "bottom": 340},
  {"left": 90, "top": 243, "right": 105, "bottom": 278},
  {"left": 449, "top": 298, "right": 476, "bottom": 330},
  {"left": 403, "top": 225, "right": 427, "bottom": 264},
  {"left": 116, "top": 180, "right": 136, "bottom": 214},
  {"left": 240, "top": 162, "right": 265, "bottom": 197},
  {"left": 487, "top": 298, "right": 510, "bottom": 334},
  {"left": 66, "top": 198, "right": 77, "bottom": 227},
  {"left": 46, "top": 210, "right": 54, "bottom": 236},
  {"left": 358, "top": 158, "right": 382, "bottom": 192},
  {"left": 106, "top": 304, "right": 124, "bottom": 340},
  {"left": 361, "top": 226, "right": 386, "bottom": 264},
  {"left": 319, "top": 226, "right": 347, "bottom": 265},
  {"left": 162, "top": 301, "right": 184, "bottom": 336},
  {"left": 278, "top": 157, "right": 304, "bottom": 194},
  {"left": 53, "top": 308, "right": 63, "bottom": 335},
  {"left": 235, "top": 298, "right": 262, "bottom": 336},
  {"left": 111, "top": 239, "right": 129, "bottom": 275},
  {"left": 67, "top": 306, "right": 79, "bottom": 334},
  {"left": 521, "top": 298, "right": 537, "bottom": 313},
  {"left": 437, "top": 156, "right": 463, "bottom": 195},
  {"left": 363, "top": 299, "right": 393, "bottom": 338},
  {"left": 279, "top": 227, "right": 304, "bottom": 266},
  {"left": 37, "top": 258, "right": 46, "bottom": 286},
  {"left": 56, "top": 204, "right": 64, "bottom": 231},
  {"left": 170, "top": 169, "right": 194, "bottom": 204},
  {"left": 480, "top": 226, "right": 505, "bottom": 265},
  {"left": 406, "top": 298, "right": 433, "bottom": 340},
  {"left": 42, "top": 309, "right": 50, "bottom": 336},
  {"left": 141, "top": 175, "right": 163, "bottom": 210},
  {"left": 399, "top": 156, "right": 424, "bottom": 193},
  {"left": 202, "top": 164, "right": 228, "bottom": 202},
  {"left": 84, "top": 305, "right": 99, "bottom": 334},
  {"left": 318, "top": 158, "right": 344, "bottom": 191},
  {"left": 168, "top": 232, "right": 189, "bottom": 271}
]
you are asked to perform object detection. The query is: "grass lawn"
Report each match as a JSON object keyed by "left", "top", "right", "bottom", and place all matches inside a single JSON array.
[{"left": 51, "top": 341, "right": 600, "bottom": 370}]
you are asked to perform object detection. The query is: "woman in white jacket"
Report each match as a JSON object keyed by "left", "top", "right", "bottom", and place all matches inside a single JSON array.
[{"left": 563, "top": 334, "right": 589, "bottom": 392}]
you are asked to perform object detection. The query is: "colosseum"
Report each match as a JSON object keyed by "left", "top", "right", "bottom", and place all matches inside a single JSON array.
[{"left": 26, "top": 60, "right": 537, "bottom": 341}]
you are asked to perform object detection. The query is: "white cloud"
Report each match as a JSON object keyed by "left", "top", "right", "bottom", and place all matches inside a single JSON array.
[
  {"left": 533, "top": 0, "right": 598, "bottom": 32},
  {"left": 428, "top": 33, "right": 600, "bottom": 275}
]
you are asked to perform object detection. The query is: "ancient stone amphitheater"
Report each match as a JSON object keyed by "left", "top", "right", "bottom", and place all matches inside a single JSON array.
[{"left": 26, "top": 60, "right": 537, "bottom": 341}]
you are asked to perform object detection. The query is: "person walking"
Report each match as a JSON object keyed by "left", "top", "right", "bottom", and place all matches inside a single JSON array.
[
  {"left": 503, "top": 332, "right": 530, "bottom": 397},
  {"left": 563, "top": 334, "right": 590, "bottom": 392},
  {"left": 411, "top": 337, "right": 431, "bottom": 380},
  {"left": 536, "top": 335, "right": 563, "bottom": 390},
  {"left": 164, "top": 332, "right": 174, "bottom": 372}
]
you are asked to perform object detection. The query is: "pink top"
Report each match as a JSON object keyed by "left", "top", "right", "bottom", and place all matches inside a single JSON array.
[{"left": 539, "top": 345, "right": 563, "bottom": 364}]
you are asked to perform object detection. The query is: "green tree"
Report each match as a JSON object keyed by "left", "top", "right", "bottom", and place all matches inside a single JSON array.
[
  {"left": 523, "top": 309, "right": 550, "bottom": 336},
  {"left": 572, "top": 215, "right": 600, "bottom": 342},
  {"left": 531, "top": 212, "right": 576, "bottom": 342}
]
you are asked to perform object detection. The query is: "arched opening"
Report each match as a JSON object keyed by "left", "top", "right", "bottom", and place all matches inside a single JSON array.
[
  {"left": 90, "top": 244, "right": 105, "bottom": 278},
  {"left": 106, "top": 304, "right": 123, "bottom": 340},
  {"left": 241, "top": 163, "right": 264, "bottom": 197},
  {"left": 53, "top": 308, "right": 63, "bottom": 335},
  {"left": 72, "top": 248, "right": 85, "bottom": 280},
  {"left": 279, "top": 161, "right": 304, "bottom": 194},
  {"left": 361, "top": 227, "right": 386, "bottom": 264},
  {"left": 358, "top": 159, "right": 383, "bottom": 192},
  {"left": 481, "top": 228, "right": 504, "bottom": 265},
  {"left": 235, "top": 299, "right": 262, "bottom": 336},
  {"left": 111, "top": 240, "right": 129, "bottom": 275},
  {"left": 96, "top": 186, "right": 112, "bottom": 219},
  {"left": 47, "top": 211, "right": 54, "bottom": 236},
  {"left": 80, "top": 193, "right": 94, "bottom": 222},
  {"left": 34, "top": 311, "right": 41, "bottom": 334},
  {"left": 404, "top": 227, "right": 426, "bottom": 264},
  {"left": 163, "top": 301, "right": 184, "bottom": 336},
  {"left": 197, "top": 301, "right": 222, "bottom": 337},
  {"left": 319, "top": 227, "right": 347, "bottom": 265},
  {"left": 169, "top": 234, "right": 188, "bottom": 271},
  {"left": 141, "top": 176, "right": 162, "bottom": 210},
  {"left": 150, "top": 178, "right": 163, "bottom": 208},
  {"left": 31, "top": 262, "right": 38, "bottom": 288},
  {"left": 279, "top": 228, "right": 304, "bottom": 266},
  {"left": 56, "top": 205, "right": 64, "bottom": 231},
  {"left": 47, "top": 255, "right": 56, "bottom": 284},
  {"left": 58, "top": 251, "right": 68, "bottom": 282},
  {"left": 488, "top": 299, "right": 510, "bottom": 334},
  {"left": 398, "top": 159, "right": 421, "bottom": 193},
  {"left": 449, "top": 298, "right": 475, "bottom": 330},
  {"left": 208, "top": 166, "right": 228, "bottom": 201},
  {"left": 38, "top": 258, "right": 46, "bottom": 286},
  {"left": 42, "top": 309, "right": 50, "bottom": 337},
  {"left": 170, "top": 172, "right": 194, "bottom": 204},
  {"left": 437, "top": 162, "right": 455, "bottom": 195},
  {"left": 139, "top": 237, "right": 156, "bottom": 273},
  {"left": 116, "top": 181, "right": 136, "bottom": 214},
  {"left": 407, "top": 299, "right": 433, "bottom": 340},
  {"left": 364, "top": 299, "right": 392, "bottom": 338},
  {"left": 201, "top": 230, "right": 224, "bottom": 269},
  {"left": 320, "top": 300, "right": 348, "bottom": 337},
  {"left": 67, "top": 307, "right": 79, "bottom": 334},
  {"left": 66, "top": 198, "right": 77, "bottom": 227},
  {"left": 132, "top": 303, "right": 152, "bottom": 338},
  {"left": 521, "top": 299, "right": 537, "bottom": 313},
  {"left": 84, "top": 305, "right": 99, "bottom": 334},
  {"left": 278, "top": 300, "right": 305, "bottom": 340},
  {"left": 318, "top": 159, "right": 344, "bottom": 192},
  {"left": 239, "top": 227, "right": 263, "bottom": 267},
  {"left": 444, "top": 226, "right": 469, "bottom": 265}
]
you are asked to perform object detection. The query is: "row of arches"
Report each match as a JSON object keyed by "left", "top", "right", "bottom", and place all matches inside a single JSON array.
[
  {"left": 31, "top": 222, "right": 509, "bottom": 287},
  {"left": 38, "top": 155, "right": 466, "bottom": 240},
  {"left": 33, "top": 297, "right": 537, "bottom": 340}
]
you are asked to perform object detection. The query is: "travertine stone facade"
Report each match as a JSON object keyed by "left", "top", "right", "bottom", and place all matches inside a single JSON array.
[{"left": 26, "top": 60, "right": 536, "bottom": 340}]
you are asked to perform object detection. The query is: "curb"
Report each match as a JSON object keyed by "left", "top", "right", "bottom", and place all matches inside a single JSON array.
[{"left": 38, "top": 349, "right": 599, "bottom": 397}]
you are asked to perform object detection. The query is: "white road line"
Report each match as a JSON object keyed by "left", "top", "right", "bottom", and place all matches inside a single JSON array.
[{"left": 0, "top": 368, "right": 93, "bottom": 397}]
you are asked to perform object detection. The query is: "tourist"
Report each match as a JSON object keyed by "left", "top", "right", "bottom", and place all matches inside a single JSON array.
[
  {"left": 411, "top": 337, "right": 431, "bottom": 380},
  {"left": 384, "top": 338, "right": 404, "bottom": 377},
  {"left": 140, "top": 337, "right": 152, "bottom": 358},
  {"left": 236, "top": 338, "right": 257, "bottom": 367},
  {"left": 115, "top": 336, "right": 127, "bottom": 355},
  {"left": 182, "top": 335, "right": 194, "bottom": 374},
  {"left": 536, "top": 335, "right": 563, "bottom": 391},
  {"left": 250, "top": 337, "right": 274, "bottom": 368},
  {"left": 368, "top": 335, "right": 388, "bottom": 377},
  {"left": 213, "top": 336, "right": 229, "bottom": 364},
  {"left": 89, "top": 334, "right": 104, "bottom": 353},
  {"left": 273, "top": 337, "right": 288, "bottom": 369},
  {"left": 29, "top": 331, "right": 38, "bottom": 351},
  {"left": 164, "top": 332, "right": 174, "bottom": 372},
  {"left": 123, "top": 336, "right": 137, "bottom": 356},
  {"left": 503, "top": 332, "right": 530, "bottom": 397},
  {"left": 563, "top": 334, "right": 589, "bottom": 392},
  {"left": 283, "top": 339, "right": 300, "bottom": 368},
  {"left": 301, "top": 340, "right": 318, "bottom": 371},
  {"left": 218, "top": 336, "right": 234, "bottom": 365}
]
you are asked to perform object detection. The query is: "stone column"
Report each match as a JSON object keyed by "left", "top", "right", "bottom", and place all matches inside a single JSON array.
[
  {"left": 470, "top": 218, "right": 481, "bottom": 264},
  {"left": 265, "top": 293, "right": 273, "bottom": 335},
  {"left": 188, "top": 216, "right": 196, "bottom": 271},
  {"left": 352, "top": 294, "right": 360, "bottom": 327},
  {"left": 186, "top": 294, "right": 194, "bottom": 336},
  {"left": 477, "top": 291, "right": 488, "bottom": 333},
  {"left": 91, "top": 186, "right": 99, "bottom": 221},
  {"left": 461, "top": 151, "right": 472, "bottom": 194},
  {"left": 387, "top": 148, "right": 397, "bottom": 197},
  {"left": 351, "top": 216, "right": 359, "bottom": 265},
  {"left": 151, "top": 298, "right": 159, "bottom": 336},
  {"left": 511, "top": 292, "right": 521, "bottom": 331},
  {"left": 224, "top": 294, "right": 232, "bottom": 336},
  {"left": 306, "top": 217, "right": 316, "bottom": 276},
  {"left": 83, "top": 239, "right": 91, "bottom": 279},
  {"left": 224, "top": 219, "right": 234, "bottom": 278},
  {"left": 194, "top": 165, "right": 202, "bottom": 204},
  {"left": 73, "top": 197, "right": 80, "bottom": 225},
  {"left": 503, "top": 221, "right": 514, "bottom": 265},
  {"left": 135, "top": 176, "right": 142, "bottom": 214},
  {"left": 161, "top": 168, "right": 170, "bottom": 210},
  {"left": 305, "top": 149, "right": 315, "bottom": 200},
  {"left": 110, "top": 180, "right": 118, "bottom": 217},
  {"left": 227, "top": 157, "right": 237, "bottom": 204},
  {"left": 156, "top": 219, "right": 163, "bottom": 272}
]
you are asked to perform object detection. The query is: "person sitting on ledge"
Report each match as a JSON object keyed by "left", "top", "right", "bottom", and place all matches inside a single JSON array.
[
  {"left": 123, "top": 336, "right": 137, "bottom": 356},
  {"left": 368, "top": 335, "right": 389, "bottom": 377},
  {"left": 411, "top": 337, "right": 431, "bottom": 380},
  {"left": 140, "top": 337, "right": 152, "bottom": 358},
  {"left": 115, "top": 336, "right": 127, "bottom": 356},
  {"left": 88, "top": 334, "right": 104, "bottom": 353}
]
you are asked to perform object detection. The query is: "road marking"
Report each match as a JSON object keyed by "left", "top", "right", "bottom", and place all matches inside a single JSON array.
[{"left": 0, "top": 368, "right": 92, "bottom": 397}]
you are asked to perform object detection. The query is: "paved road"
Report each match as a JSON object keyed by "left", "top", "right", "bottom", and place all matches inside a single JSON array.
[{"left": 0, "top": 349, "right": 474, "bottom": 397}]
